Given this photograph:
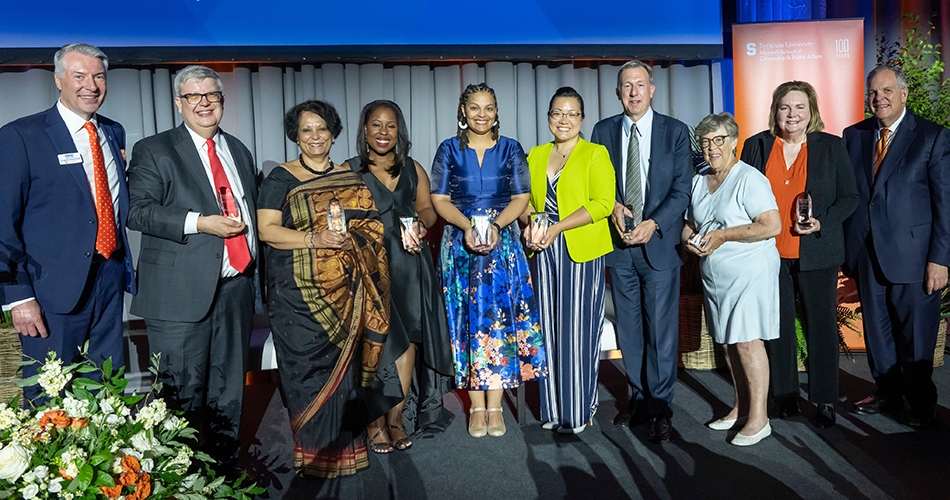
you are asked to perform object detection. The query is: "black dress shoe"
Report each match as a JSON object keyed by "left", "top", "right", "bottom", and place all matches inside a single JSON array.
[
  {"left": 647, "top": 416, "right": 672, "bottom": 442},
  {"left": 813, "top": 404, "right": 836, "bottom": 429},
  {"left": 773, "top": 398, "right": 801, "bottom": 418},
  {"left": 614, "top": 405, "right": 649, "bottom": 427},
  {"left": 906, "top": 407, "right": 938, "bottom": 429},
  {"left": 852, "top": 394, "right": 885, "bottom": 415}
]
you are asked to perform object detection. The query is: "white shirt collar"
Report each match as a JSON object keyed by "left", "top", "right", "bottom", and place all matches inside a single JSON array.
[
  {"left": 879, "top": 107, "right": 906, "bottom": 134},
  {"left": 622, "top": 107, "right": 654, "bottom": 137},
  {"left": 183, "top": 124, "right": 223, "bottom": 152},
  {"left": 56, "top": 99, "right": 98, "bottom": 134}
]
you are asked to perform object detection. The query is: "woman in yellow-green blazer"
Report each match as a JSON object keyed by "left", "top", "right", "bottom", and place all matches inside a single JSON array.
[{"left": 520, "top": 87, "right": 615, "bottom": 434}]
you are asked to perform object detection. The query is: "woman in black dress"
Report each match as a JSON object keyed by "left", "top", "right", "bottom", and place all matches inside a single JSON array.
[
  {"left": 257, "top": 100, "right": 401, "bottom": 477},
  {"left": 345, "top": 100, "right": 454, "bottom": 453}
]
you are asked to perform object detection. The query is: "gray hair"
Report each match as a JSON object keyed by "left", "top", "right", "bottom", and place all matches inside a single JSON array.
[
  {"left": 616, "top": 60, "right": 655, "bottom": 89},
  {"left": 54, "top": 43, "right": 108, "bottom": 77},
  {"left": 695, "top": 112, "right": 739, "bottom": 140},
  {"left": 174, "top": 65, "right": 223, "bottom": 96},
  {"left": 866, "top": 63, "right": 908, "bottom": 90}
]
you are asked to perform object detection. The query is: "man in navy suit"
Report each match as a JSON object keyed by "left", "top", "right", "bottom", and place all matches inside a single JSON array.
[
  {"left": 0, "top": 43, "right": 136, "bottom": 401},
  {"left": 843, "top": 64, "right": 950, "bottom": 428},
  {"left": 590, "top": 60, "right": 692, "bottom": 441}
]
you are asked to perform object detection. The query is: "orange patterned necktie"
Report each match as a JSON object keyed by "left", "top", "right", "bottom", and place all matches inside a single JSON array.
[
  {"left": 206, "top": 138, "right": 251, "bottom": 273},
  {"left": 873, "top": 128, "right": 890, "bottom": 177},
  {"left": 84, "top": 122, "right": 116, "bottom": 259}
]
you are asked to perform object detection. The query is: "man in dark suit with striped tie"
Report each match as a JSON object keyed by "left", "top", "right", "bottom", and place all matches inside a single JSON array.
[
  {"left": 843, "top": 64, "right": 950, "bottom": 428},
  {"left": 590, "top": 60, "right": 692, "bottom": 441}
]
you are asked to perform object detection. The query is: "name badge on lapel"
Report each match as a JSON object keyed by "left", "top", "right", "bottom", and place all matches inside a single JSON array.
[{"left": 58, "top": 153, "right": 83, "bottom": 165}]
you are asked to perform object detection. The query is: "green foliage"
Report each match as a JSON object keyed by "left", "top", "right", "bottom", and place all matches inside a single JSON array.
[
  {"left": 0, "top": 344, "right": 265, "bottom": 499},
  {"left": 876, "top": 14, "right": 950, "bottom": 127}
]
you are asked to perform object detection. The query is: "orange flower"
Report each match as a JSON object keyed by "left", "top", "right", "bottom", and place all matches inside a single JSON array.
[
  {"left": 51, "top": 415, "right": 72, "bottom": 429},
  {"left": 99, "top": 485, "right": 122, "bottom": 499},
  {"left": 70, "top": 418, "right": 87, "bottom": 429},
  {"left": 121, "top": 455, "right": 141, "bottom": 473},
  {"left": 119, "top": 471, "right": 138, "bottom": 486},
  {"left": 136, "top": 474, "right": 151, "bottom": 498},
  {"left": 59, "top": 468, "right": 74, "bottom": 480},
  {"left": 39, "top": 410, "right": 66, "bottom": 428}
]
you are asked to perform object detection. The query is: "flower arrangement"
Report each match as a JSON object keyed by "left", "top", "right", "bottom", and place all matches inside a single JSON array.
[{"left": 0, "top": 343, "right": 263, "bottom": 499}]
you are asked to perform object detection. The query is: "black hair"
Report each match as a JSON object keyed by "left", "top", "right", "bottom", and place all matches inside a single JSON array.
[
  {"left": 547, "top": 86, "right": 585, "bottom": 118},
  {"left": 355, "top": 100, "right": 411, "bottom": 178},
  {"left": 456, "top": 83, "right": 500, "bottom": 150},
  {"left": 284, "top": 100, "right": 343, "bottom": 143}
]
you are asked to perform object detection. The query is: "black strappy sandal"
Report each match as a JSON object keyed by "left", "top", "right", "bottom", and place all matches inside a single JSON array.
[
  {"left": 368, "top": 426, "right": 394, "bottom": 454},
  {"left": 389, "top": 425, "right": 412, "bottom": 450}
]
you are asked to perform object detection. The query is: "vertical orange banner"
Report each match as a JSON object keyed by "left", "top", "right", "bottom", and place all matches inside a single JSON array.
[{"left": 733, "top": 19, "right": 865, "bottom": 156}]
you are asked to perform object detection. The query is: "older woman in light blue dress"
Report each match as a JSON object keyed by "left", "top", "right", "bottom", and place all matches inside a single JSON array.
[{"left": 683, "top": 112, "right": 781, "bottom": 447}]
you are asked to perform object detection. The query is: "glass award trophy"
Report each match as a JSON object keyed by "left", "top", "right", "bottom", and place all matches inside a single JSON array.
[
  {"left": 623, "top": 204, "right": 638, "bottom": 233},
  {"left": 689, "top": 218, "right": 724, "bottom": 248},
  {"left": 217, "top": 186, "right": 241, "bottom": 221},
  {"left": 530, "top": 211, "right": 549, "bottom": 244},
  {"left": 400, "top": 216, "right": 421, "bottom": 251},
  {"left": 327, "top": 198, "right": 346, "bottom": 234},
  {"left": 471, "top": 215, "right": 491, "bottom": 247},
  {"left": 795, "top": 192, "right": 813, "bottom": 228}
]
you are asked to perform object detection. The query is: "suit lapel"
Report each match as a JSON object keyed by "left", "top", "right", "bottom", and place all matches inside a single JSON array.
[
  {"left": 647, "top": 113, "right": 667, "bottom": 210},
  {"left": 610, "top": 116, "right": 624, "bottom": 200},
  {"left": 173, "top": 125, "right": 219, "bottom": 210},
  {"left": 44, "top": 107, "right": 94, "bottom": 207},
  {"left": 874, "top": 113, "right": 916, "bottom": 190}
]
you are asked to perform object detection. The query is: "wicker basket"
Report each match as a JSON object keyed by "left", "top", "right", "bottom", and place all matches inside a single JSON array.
[
  {"left": 0, "top": 326, "right": 22, "bottom": 404},
  {"left": 934, "top": 321, "right": 947, "bottom": 368},
  {"left": 680, "top": 304, "right": 727, "bottom": 370}
]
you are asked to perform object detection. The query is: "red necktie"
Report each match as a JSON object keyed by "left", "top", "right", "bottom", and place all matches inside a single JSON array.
[
  {"left": 84, "top": 122, "right": 116, "bottom": 259},
  {"left": 206, "top": 138, "right": 251, "bottom": 273}
]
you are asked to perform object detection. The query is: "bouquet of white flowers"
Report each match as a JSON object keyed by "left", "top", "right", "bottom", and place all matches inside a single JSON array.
[{"left": 0, "top": 343, "right": 263, "bottom": 500}]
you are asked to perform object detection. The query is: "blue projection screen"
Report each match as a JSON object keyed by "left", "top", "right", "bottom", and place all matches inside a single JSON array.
[{"left": 0, "top": 0, "right": 723, "bottom": 62}]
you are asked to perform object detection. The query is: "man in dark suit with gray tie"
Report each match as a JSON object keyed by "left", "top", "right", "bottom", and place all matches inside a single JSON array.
[
  {"left": 843, "top": 64, "right": 950, "bottom": 428},
  {"left": 127, "top": 65, "right": 258, "bottom": 461},
  {"left": 590, "top": 60, "right": 692, "bottom": 441},
  {"left": 0, "top": 43, "right": 136, "bottom": 402}
]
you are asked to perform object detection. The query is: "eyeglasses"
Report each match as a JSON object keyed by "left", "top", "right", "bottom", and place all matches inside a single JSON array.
[
  {"left": 178, "top": 91, "right": 224, "bottom": 104},
  {"left": 549, "top": 110, "right": 582, "bottom": 120},
  {"left": 700, "top": 135, "right": 729, "bottom": 149}
]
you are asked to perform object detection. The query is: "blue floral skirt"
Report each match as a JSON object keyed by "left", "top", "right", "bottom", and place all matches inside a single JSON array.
[{"left": 439, "top": 219, "right": 548, "bottom": 390}]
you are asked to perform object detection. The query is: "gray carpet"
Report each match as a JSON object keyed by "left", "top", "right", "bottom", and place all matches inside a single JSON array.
[{"left": 239, "top": 355, "right": 950, "bottom": 500}]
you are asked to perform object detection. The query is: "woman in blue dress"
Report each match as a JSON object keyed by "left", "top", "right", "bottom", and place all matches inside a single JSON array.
[{"left": 430, "top": 83, "right": 548, "bottom": 438}]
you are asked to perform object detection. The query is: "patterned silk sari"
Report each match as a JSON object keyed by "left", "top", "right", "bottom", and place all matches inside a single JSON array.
[{"left": 264, "top": 170, "right": 394, "bottom": 478}]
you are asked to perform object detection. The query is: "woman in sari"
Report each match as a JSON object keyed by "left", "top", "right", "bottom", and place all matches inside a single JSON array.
[{"left": 257, "top": 100, "right": 400, "bottom": 478}]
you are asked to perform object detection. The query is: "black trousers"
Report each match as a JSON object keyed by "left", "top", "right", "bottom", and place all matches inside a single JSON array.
[
  {"left": 770, "top": 259, "right": 839, "bottom": 404},
  {"left": 145, "top": 274, "right": 254, "bottom": 459}
]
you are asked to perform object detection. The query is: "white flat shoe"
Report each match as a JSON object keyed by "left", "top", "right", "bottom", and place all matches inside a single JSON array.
[
  {"left": 557, "top": 423, "right": 588, "bottom": 434},
  {"left": 541, "top": 421, "right": 559, "bottom": 430},
  {"left": 708, "top": 418, "right": 739, "bottom": 431},
  {"left": 730, "top": 421, "right": 771, "bottom": 446}
]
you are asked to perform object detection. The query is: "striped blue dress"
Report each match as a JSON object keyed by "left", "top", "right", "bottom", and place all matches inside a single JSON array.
[{"left": 533, "top": 170, "right": 606, "bottom": 428}]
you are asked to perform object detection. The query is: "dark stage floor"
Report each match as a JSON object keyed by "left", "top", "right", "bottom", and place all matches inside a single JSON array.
[{"left": 238, "top": 354, "right": 950, "bottom": 500}]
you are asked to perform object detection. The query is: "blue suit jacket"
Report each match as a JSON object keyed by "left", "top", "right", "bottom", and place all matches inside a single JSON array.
[
  {"left": 842, "top": 112, "right": 950, "bottom": 283},
  {"left": 590, "top": 111, "right": 692, "bottom": 271},
  {"left": 0, "top": 105, "right": 136, "bottom": 313}
]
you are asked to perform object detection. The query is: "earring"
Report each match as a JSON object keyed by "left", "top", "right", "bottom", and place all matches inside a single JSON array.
[
  {"left": 394, "top": 143, "right": 400, "bottom": 155},
  {"left": 458, "top": 120, "right": 468, "bottom": 130},
  {"left": 493, "top": 120, "right": 498, "bottom": 127}
]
